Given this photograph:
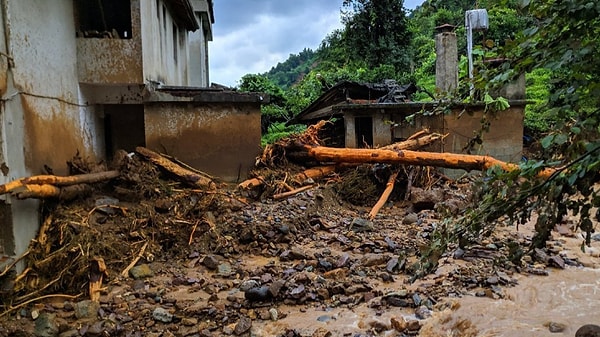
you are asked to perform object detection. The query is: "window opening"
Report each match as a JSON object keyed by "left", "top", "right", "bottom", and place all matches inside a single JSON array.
[{"left": 75, "top": 0, "right": 132, "bottom": 39}]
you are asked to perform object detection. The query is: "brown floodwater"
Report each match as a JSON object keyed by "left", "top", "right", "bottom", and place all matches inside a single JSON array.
[{"left": 421, "top": 267, "right": 600, "bottom": 337}]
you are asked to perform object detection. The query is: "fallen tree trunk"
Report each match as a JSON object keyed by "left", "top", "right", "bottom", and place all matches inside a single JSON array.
[
  {"left": 298, "top": 145, "right": 556, "bottom": 179},
  {"left": 238, "top": 132, "right": 444, "bottom": 191},
  {"left": 0, "top": 171, "right": 119, "bottom": 195},
  {"left": 135, "top": 147, "right": 216, "bottom": 190}
]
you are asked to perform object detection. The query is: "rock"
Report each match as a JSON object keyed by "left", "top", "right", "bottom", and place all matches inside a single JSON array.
[
  {"left": 391, "top": 316, "right": 408, "bottom": 332},
  {"left": 545, "top": 321, "right": 567, "bottom": 333},
  {"left": 410, "top": 188, "right": 444, "bottom": 211},
  {"left": 240, "top": 279, "right": 260, "bottom": 291},
  {"left": 245, "top": 285, "right": 271, "bottom": 302},
  {"left": 486, "top": 276, "right": 499, "bottom": 285},
  {"left": 234, "top": 316, "right": 252, "bottom": 335},
  {"left": 152, "top": 307, "right": 173, "bottom": 323},
  {"left": 129, "top": 264, "right": 154, "bottom": 279},
  {"left": 406, "top": 319, "right": 422, "bottom": 332},
  {"left": 34, "top": 313, "right": 58, "bottom": 337},
  {"left": 268, "top": 308, "right": 278, "bottom": 321},
  {"left": 453, "top": 247, "right": 465, "bottom": 259},
  {"left": 534, "top": 248, "right": 549, "bottom": 263},
  {"left": 268, "top": 280, "right": 285, "bottom": 297},
  {"left": 361, "top": 253, "right": 387, "bottom": 267},
  {"left": 548, "top": 255, "right": 565, "bottom": 269},
  {"left": 74, "top": 300, "right": 100, "bottom": 320},
  {"left": 312, "top": 327, "right": 332, "bottom": 337},
  {"left": 94, "top": 196, "right": 119, "bottom": 214},
  {"left": 350, "top": 218, "right": 373, "bottom": 232},
  {"left": 202, "top": 255, "right": 220, "bottom": 270},
  {"left": 336, "top": 253, "right": 350, "bottom": 268},
  {"left": 402, "top": 213, "right": 419, "bottom": 225},
  {"left": 367, "top": 319, "right": 389, "bottom": 332},
  {"left": 576, "top": 324, "right": 600, "bottom": 337},
  {"left": 415, "top": 305, "right": 432, "bottom": 319},
  {"left": 218, "top": 262, "right": 233, "bottom": 276}
]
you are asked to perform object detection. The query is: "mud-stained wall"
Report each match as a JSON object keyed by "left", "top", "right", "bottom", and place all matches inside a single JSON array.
[
  {"left": 144, "top": 102, "right": 261, "bottom": 182},
  {"left": 77, "top": 0, "right": 143, "bottom": 84},
  {"left": 6, "top": 1, "right": 103, "bottom": 176},
  {"left": 444, "top": 106, "right": 524, "bottom": 163}
]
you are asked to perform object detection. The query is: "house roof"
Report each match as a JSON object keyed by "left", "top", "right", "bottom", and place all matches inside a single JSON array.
[
  {"left": 288, "top": 80, "right": 417, "bottom": 125},
  {"left": 165, "top": 0, "right": 200, "bottom": 31}
]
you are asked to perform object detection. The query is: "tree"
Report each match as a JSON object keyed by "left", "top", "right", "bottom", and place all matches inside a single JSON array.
[
  {"left": 419, "top": 0, "right": 600, "bottom": 273},
  {"left": 340, "top": 0, "right": 412, "bottom": 72}
]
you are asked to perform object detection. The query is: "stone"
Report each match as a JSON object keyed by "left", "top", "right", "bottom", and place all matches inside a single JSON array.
[
  {"left": 234, "top": 316, "right": 252, "bottom": 335},
  {"left": 391, "top": 316, "right": 408, "bottom": 332},
  {"left": 546, "top": 321, "right": 567, "bottom": 333},
  {"left": 576, "top": 324, "right": 600, "bottom": 337},
  {"left": 129, "top": 264, "right": 154, "bottom": 279},
  {"left": 268, "top": 279, "right": 285, "bottom": 297},
  {"left": 402, "top": 213, "right": 419, "bottom": 225},
  {"left": 34, "top": 313, "right": 58, "bottom": 337},
  {"left": 361, "top": 253, "right": 387, "bottom": 267},
  {"left": 218, "top": 262, "right": 233, "bottom": 276},
  {"left": 548, "top": 255, "right": 565, "bottom": 269},
  {"left": 152, "top": 307, "right": 173, "bottom": 323},
  {"left": 202, "top": 255, "right": 220, "bottom": 270},
  {"left": 312, "top": 327, "right": 332, "bottom": 337},
  {"left": 268, "top": 308, "right": 278, "bottom": 321},
  {"left": 350, "top": 218, "right": 374, "bottom": 232},
  {"left": 415, "top": 305, "right": 432, "bottom": 319},
  {"left": 240, "top": 279, "right": 260, "bottom": 292},
  {"left": 245, "top": 286, "right": 271, "bottom": 302},
  {"left": 74, "top": 300, "right": 100, "bottom": 320}
]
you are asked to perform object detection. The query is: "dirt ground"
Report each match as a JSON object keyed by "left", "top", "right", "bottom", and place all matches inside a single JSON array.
[{"left": 0, "top": 150, "right": 599, "bottom": 337}]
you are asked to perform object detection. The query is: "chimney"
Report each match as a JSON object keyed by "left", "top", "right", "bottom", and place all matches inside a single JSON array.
[{"left": 435, "top": 24, "right": 458, "bottom": 94}]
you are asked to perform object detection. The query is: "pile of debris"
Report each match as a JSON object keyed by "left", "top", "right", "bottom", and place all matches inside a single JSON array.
[{"left": 0, "top": 124, "right": 577, "bottom": 336}]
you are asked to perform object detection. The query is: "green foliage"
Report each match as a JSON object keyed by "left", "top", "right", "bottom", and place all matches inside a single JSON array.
[
  {"left": 341, "top": 0, "right": 412, "bottom": 71},
  {"left": 265, "top": 48, "right": 318, "bottom": 89},
  {"left": 261, "top": 123, "right": 306, "bottom": 146}
]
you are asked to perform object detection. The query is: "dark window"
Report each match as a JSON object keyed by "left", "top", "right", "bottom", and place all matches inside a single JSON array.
[
  {"left": 173, "top": 24, "right": 178, "bottom": 64},
  {"left": 75, "top": 0, "right": 132, "bottom": 39}
]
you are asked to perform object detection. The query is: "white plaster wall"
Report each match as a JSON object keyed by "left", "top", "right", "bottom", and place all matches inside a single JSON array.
[
  {"left": 0, "top": 0, "right": 103, "bottom": 262},
  {"left": 141, "top": 0, "right": 193, "bottom": 86},
  {"left": 188, "top": 13, "right": 208, "bottom": 86}
]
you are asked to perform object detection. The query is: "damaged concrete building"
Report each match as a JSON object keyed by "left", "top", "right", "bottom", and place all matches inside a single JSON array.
[
  {"left": 0, "top": 0, "right": 263, "bottom": 268},
  {"left": 290, "top": 25, "right": 526, "bottom": 171}
]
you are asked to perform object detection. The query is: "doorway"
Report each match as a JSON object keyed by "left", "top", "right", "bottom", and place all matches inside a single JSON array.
[{"left": 355, "top": 117, "right": 373, "bottom": 148}]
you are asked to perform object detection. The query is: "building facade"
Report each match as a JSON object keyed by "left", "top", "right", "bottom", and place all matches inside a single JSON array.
[{"left": 0, "top": 0, "right": 263, "bottom": 268}]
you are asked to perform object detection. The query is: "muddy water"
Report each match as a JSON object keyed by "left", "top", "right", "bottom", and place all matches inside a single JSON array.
[
  {"left": 421, "top": 267, "right": 600, "bottom": 337},
  {"left": 248, "top": 231, "right": 600, "bottom": 336}
]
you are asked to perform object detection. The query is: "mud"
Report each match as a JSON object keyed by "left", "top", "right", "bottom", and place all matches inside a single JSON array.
[{"left": 0, "top": 151, "right": 598, "bottom": 337}]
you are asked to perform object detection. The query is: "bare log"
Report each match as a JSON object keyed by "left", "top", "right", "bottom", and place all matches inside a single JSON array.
[
  {"left": 368, "top": 171, "right": 399, "bottom": 220},
  {"left": 301, "top": 145, "right": 556, "bottom": 178},
  {"left": 0, "top": 171, "right": 119, "bottom": 195},
  {"left": 135, "top": 147, "right": 216, "bottom": 190}
]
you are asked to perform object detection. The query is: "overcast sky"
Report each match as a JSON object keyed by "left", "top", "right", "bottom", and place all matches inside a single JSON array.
[{"left": 208, "top": 0, "right": 425, "bottom": 87}]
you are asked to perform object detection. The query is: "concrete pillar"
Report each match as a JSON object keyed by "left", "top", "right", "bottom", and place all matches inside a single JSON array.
[{"left": 435, "top": 24, "right": 458, "bottom": 93}]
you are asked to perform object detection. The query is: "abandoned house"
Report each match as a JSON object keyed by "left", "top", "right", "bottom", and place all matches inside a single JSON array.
[
  {"left": 0, "top": 0, "right": 264, "bottom": 269},
  {"left": 289, "top": 25, "right": 526, "bottom": 174}
]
